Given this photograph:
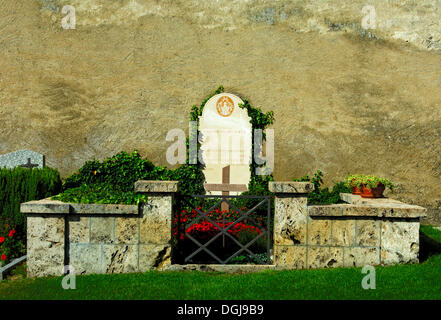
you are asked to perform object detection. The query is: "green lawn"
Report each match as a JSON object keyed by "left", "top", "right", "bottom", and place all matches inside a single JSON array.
[{"left": 1, "top": 226, "right": 440, "bottom": 300}]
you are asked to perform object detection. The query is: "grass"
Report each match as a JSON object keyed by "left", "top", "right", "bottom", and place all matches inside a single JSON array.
[
  {"left": 0, "top": 226, "right": 440, "bottom": 300},
  {"left": 421, "top": 225, "right": 441, "bottom": 243}
]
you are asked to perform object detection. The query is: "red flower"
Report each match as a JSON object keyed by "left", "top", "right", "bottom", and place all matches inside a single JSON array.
[
  {"left": 1, "top": 254, "right": 6, "bottom": 261},
  {"left": 0, "top": 237, "right": 4, "bottom": 244},
  {"left": 8, "top": 230, "right": 15, "bottom": 237}
]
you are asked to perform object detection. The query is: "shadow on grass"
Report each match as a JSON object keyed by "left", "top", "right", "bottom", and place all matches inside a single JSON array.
[{"left": 419, "top": 231, "right": 441, "bottom": 262}]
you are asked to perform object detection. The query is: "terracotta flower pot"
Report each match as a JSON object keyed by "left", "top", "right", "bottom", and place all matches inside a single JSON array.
[
  {"left": 361, "top": 183, "right": 385, "bottom": 198},
  {"left": 351, "top": 186, "right": 362, "bottom": 195}
]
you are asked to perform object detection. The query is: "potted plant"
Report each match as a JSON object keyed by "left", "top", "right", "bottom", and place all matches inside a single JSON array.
[
  {"left": 345, "top": 174, "right": 363, "bottom": 195},
  {"left": 345, "top": 174, "right": 394, "bottom": 198}
]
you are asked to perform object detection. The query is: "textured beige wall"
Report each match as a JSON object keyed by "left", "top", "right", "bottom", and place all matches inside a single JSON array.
[{"left": 0, "top": 1, "right": 440, "bottom": 213}]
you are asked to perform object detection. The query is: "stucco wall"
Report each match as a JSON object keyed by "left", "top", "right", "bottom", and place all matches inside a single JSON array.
[{"left": 1, "top": 0, "right": 440, "bottom": 217}]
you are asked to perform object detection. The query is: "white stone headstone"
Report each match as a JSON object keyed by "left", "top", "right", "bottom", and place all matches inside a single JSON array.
[
  {"left": 0, "top": 149, "right": 45, "bottom": 169},
  {"left": 199, "top": 93, "right": 252, "bottom": 195}
]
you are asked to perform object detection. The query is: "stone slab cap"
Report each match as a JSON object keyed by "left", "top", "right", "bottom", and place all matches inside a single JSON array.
[
  {"left": 69, "top": 203, "right": 138, "bottom": 215},
  {"left": 269, "top": 181, "right": 315, "bottom": 194},
  {"left": 135, "top": 180, "right": 179, "bottom": 193},
  {"left": 21, "top": 197, "right": 138, "bottom": 215},
  {"left": 20, "top": 198, "right": 70, "bottom": 214},
  {"left": 308, "top": 193, "right": 427, "bottom": 218}
]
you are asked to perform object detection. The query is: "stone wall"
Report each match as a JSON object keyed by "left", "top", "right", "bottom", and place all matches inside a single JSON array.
[
  {"left": 270, "top": 182, "right": 426, "bottom": 269},
  {"left": 23, "top": 180, "right": 427, "bottom": 277},
  {"left": 22, "top": 181, "right": 177, "bottom": 278}
]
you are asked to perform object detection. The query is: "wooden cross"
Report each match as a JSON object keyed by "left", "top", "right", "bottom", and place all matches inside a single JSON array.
[
  {"left": 204, "top": 165, "right": 247, "bottom": 212},
  {"left": 20, "top": 158, "right": 39, "bottom": 169}
]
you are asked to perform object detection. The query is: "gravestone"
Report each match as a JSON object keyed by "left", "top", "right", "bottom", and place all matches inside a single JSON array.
[
  {"left": 0, "top": 149, "right": 45, "bottom": 169},
  {"left": 199, "top": 93, "right": 252, "bottom": 196}
]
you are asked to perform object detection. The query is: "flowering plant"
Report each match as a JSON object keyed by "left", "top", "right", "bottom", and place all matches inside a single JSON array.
[
  {"left": 345, "top": 174, "right": 394, "bottom": 190},
  {"left": 0, "top": 228, "right": 17, "bottom": 266},
  {"left": 173, "top": 207, "right": 264, "bottom": 241},
  {"left": 0, "top": 218, "right": 25, "bottom": 267}
]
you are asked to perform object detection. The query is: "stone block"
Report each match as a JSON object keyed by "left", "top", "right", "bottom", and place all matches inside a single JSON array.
[
  {"left": 21, "top": 198, "right": 69, "bottom": 214},
  {"left": 90, "top": 217, "right": 115, "bottom": 243},
  {"left": 274, "top": 245, "right": 306, "bottom": 269},
  {"left": 332, "top": 220, "right": 355, "bottom": 246},
  {"left": 70, "top": 203, "right": 138, "bottom": 215},
  {"left": 308, "top": 205, "right": 344, "bottom": 216},
  {"left": 273, "top": 196, "right": 307, "bottom": 245},
  {"left": 356, "top": 220, "right": 380, "bottom": 247},
  {"left": 343, "top": 205, "right": 380, "bottom": 217},
  {"left": 68, "top": 216, "right": 90, "bottom": 243},
  {"left": 116, "top": 217, "right": 139, "bottom": 244},
  {"left": 377, "top": 205, "right": 427, "bottom": 218},
  {"left": 69, "top": 243, "right": 101, "bottom": 275},
  {"left": 135, "top": 180, "right": 179, "bottom": 193},
  {"left": 380, "top": 220, "right": 419, "bottom": 264},
  {"left": 102, "top": 244, "right": 138, "bottom": 273},
  {"left": 27, "top": 215, "right": 65, "bottom": 277},
  {"left": 307, "top": 247, "right": 343, "bottom": 269},
  {"left": 340, "top": 193, "right": 427, "bottom": 218},
  {"left": 139, "top": 244, "right": 171, "bottom": 271},
  {"left": 269, "top": 181, "right": 314, "bottom": 194},
  {"left": 308, "top": 219, "right": 331, "bottom": 245},
  {"left": 344, "top": 247, "right": 380, "bottom": 267},
  {"left": 140, "top": 197, "right": 172, "bottom": 244}
]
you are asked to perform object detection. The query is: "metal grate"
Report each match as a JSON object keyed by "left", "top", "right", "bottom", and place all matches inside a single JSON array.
[{"left": 177, "top": 195, "right": 272, "bottom": 265}]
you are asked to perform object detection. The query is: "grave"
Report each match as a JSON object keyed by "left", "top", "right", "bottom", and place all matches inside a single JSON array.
[
  {"left": 0, "top": 149, "right": 45, "bottom": 169},
  {"left": 198, "top": 93, "right": 252, "bottom": 196}
]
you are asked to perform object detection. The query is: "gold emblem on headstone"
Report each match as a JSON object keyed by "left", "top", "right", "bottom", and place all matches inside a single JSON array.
[{"left": 216, "top": 96, "right": 234, "bottom": 117}]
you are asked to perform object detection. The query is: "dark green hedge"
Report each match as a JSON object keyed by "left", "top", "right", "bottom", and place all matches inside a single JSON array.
[{"left": 0, "top": 167, "right": 62, "bottom": 233}]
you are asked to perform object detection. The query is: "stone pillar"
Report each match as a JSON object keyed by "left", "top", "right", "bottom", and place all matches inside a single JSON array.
[
  {"left": 269, "top": 181, "right": 314, "bottom": 269},
  {"left": 134, "top": 180, "right": 179, "bottom": 270},
  {"left": 22, "top": 200, "right": 70, "bottom": 278}
]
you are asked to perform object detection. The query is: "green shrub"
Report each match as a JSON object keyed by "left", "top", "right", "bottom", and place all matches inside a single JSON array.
[
  {"left": 293, "top": 170, "right": 351, "bottom": 205},
  {"left": 54, "top": 183, "right": 148, "bottom": 205},
  {"left": 0, "top": 166, "right": 61, "bottom": 259},
  {"left": 61, "top": 150, "right": 157, "bottom": 191},
  {"left": 0, "top": 167, "right": 62, "bottom": 233},
  {"left": 53, "top": 150, "right": 205, "bottom": 205}
]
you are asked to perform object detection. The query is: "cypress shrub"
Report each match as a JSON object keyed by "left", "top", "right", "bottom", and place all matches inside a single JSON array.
[{"left": 0, "top": 167, "right": 62, "bottom": 234}]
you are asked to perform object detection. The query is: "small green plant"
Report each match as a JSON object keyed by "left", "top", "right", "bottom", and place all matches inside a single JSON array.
[
  {"left": 293, "top": 170, "right": 350, "bottom": 205},
  {"left": 345, "top": 174, "right": 394, "bottom": 190},
  {"left": 230, "top": 253, "right": 269, "bottom": 264}
]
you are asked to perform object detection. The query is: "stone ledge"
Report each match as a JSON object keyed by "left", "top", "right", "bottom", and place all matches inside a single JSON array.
[
  {"left": 341, "top": 193, "right": 402, "bottom": 205},
  {"left": 134, "top": 180, "right": 179, "bottom": 193},
  {"left": 269, "top": 181, "right": 314, "bottom": 194},
  {"left": 69, "top": 203, "right": 138, "bottom": 215},
  {"left": 308, "top": 197, "right": 426, "bottom": 218},
  {"left": 21, "top": 198, "right": 138, "bottom": 215},
  {"left": 21, "top": 198, "right": 69, "bottom": 214},
  {"left": 340, "top": 193, "right": 426, "bottom": 218},
  {"left": 163, "top": 264, "right": 276, "bottom": 273}
]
